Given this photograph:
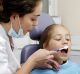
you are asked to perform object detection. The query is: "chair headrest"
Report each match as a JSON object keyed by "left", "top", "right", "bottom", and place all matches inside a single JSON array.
[{"left": 30, "top": 13, "right": 54, "bottom": 40}]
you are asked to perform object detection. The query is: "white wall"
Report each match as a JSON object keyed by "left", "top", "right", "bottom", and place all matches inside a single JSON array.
[
  {"left": 42, "top": 0, "right": 49, "bottom": 13},
  {"left": 58, "top": 0, "right": 80, "bottom": 35}
]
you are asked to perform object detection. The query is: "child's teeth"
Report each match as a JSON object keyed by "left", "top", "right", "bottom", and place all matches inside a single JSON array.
[
  {"left": 59, "top": 46, "right": 68, "bottom": 51},
  {"left": 64, "top": 46, "right": 68, "bottom": 49}
]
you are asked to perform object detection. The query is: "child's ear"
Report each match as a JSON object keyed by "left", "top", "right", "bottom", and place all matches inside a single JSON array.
[
  {"left": 43, "top": 43, "right": 46, "bottom": 48},
  {"left": 43, "top": 43, "right": 47, "bottom": 49}
]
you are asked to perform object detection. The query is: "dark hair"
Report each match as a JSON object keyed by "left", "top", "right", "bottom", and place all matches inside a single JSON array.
[{"left": 0, "top": 0, "right": 41, "bottom": 23}]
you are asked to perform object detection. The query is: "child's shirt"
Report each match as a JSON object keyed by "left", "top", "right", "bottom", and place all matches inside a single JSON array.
[{"left": 31, "top": 60, "right": 80, "bottom": 74}]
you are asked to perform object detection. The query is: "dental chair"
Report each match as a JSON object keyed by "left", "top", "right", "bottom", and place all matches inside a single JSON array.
[{"left": 20, "top": 13, "right": 54, "bottom": 64}]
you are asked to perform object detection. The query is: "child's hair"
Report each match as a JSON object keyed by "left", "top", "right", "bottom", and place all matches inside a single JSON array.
[
  {"left": 0, "top": 0, "right": 42, "bottom": 23},
  {"left": 39, "top": 24, "right": 70, "bottom": 48}
]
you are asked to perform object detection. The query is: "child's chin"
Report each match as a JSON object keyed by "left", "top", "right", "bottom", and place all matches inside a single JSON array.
[{"left": 59, "top": 56, "right": 68, "bottom": 61}]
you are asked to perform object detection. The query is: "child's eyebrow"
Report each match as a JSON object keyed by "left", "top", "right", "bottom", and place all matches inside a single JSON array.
[
  {"left": 53, "top": 34, "right": 62, "bottom": 37},
  {"left": 66, "top": 34, "right": 70, "bottom": 36},
  {"left": 52, "top": 34, "right": 70, "bottom": 38}
]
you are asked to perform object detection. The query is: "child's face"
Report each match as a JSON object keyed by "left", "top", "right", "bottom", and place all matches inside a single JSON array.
[{"left": 43, "top": 26, "right": 71, "bottom": 62}]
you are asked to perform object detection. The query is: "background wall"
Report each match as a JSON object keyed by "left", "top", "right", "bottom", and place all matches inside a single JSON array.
[
  {"left": 58, "top": 0, "right": 80, "bottom": 35},
  {"left": 42, "top": 0, "right": 49, "bottom": 13}
]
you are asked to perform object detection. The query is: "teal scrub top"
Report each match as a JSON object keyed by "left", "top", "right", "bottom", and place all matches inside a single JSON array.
[{"left": 31, "top": 61, "right": 80, "bottom": 74}]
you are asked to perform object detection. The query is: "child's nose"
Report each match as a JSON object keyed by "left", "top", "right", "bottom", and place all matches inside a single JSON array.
[{"left": 62, "top": 39, "right": 68, "bottom": 44}]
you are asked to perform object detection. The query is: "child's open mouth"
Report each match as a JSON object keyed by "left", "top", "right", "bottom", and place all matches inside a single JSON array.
[
  {"left": 58, "top": 46, "right": 69, "bottom": 54},
  {"left": 58, "top": 46, "right": 69, "bottom": 61},
  {"left": 60, "top": 48, "right": 68, "bottom": 53}
]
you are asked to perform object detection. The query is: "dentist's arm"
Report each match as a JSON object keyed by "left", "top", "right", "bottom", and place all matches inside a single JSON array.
[{"left": 15, "top": 49, "right": 55, "bottom": 74}]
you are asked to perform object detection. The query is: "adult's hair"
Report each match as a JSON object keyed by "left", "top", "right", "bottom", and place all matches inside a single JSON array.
[
  {"left": 39, "top": 24, "right": 69, "bottom": 48},
  {"left": 0, "top": 0, "right": 41, "bottom": 23}
]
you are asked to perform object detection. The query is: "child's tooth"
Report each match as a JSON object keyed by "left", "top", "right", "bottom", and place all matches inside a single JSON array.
[{"left": 64, "top": 46, "right": 68, "bottom": 49}]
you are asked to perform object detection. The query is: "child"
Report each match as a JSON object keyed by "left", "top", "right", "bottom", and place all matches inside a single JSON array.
[{"left": 31, "top": 24, "right": 80, "bottom": 74}]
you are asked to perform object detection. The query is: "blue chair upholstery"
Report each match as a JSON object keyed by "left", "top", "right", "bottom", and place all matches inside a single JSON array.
[
  {"left": 21, "top": 13, "right": 54, "bottom": 64},
  {"left": 30, "top": 13, "right": 54, "bottom": 40},
  {"left": 21, "top": 44, "right": 40, "bottom": 64}
]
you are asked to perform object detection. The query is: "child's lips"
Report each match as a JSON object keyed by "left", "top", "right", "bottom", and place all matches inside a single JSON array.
[
  {"left": 60, "top": 52, "right": 68, "bottom": 57},
  {"left": 58, "top": 46, "right": 69, "bottom": 54},
  {"left": 60, "top": 48, "right": 68, "bottom": 53}
]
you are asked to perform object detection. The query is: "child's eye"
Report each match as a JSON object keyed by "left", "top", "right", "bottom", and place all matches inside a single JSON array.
[
  {"left": 65, "top": 35, "right": 71, "bottom": 41},
  {"left": 55, "top": 39, "right": 61, "bottom": 41},
  {"left": 66, "top": 38, "right": 71, "bottom": 41}
]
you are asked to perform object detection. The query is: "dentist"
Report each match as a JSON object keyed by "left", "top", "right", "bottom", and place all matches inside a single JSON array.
[{"left": 0, "top": 0, "right": 56, "bottom": 74}]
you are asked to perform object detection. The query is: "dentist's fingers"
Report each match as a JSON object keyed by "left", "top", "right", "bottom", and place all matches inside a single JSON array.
[
  {"left": 47, "top": 59, "right": 60, "bottom": 71},
  {"left": 30, "top": 49, "right": 57, "bottom": 62},
  {"left": 48, "top": 51, "right": 57, "bottom": 55},
  {"left": 45, "top": 51, "right": 57, "bottom": 59}
]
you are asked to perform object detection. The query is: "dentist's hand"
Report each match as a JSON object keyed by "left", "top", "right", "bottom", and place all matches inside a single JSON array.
[
  {"left": 35, "top": 58, "right": 60, "bottom": 71},
  {"left": 30, "top": 49, "right": 60, "bottom": 71},
  {"left": 24, "top": 49, "right": 60, "bottom": 74},
  {"left": 30, "top": 49, "right": 56, "bottom": 62}
]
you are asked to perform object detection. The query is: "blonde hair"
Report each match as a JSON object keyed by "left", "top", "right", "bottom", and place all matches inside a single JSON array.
[{"left": 39, "top": 24, "right": 70, "bottom": 48}]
